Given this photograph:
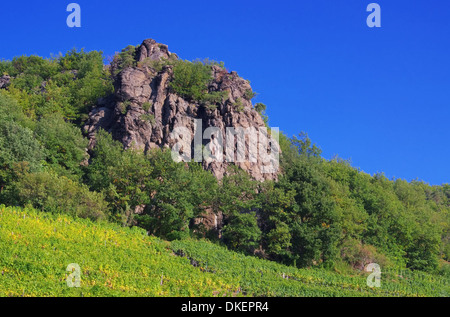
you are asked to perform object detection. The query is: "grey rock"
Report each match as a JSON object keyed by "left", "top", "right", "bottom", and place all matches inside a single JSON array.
[
  {"left": 84, "top": 39, "right": 280, "bottom": 182},
  {"left": 0, "top": 75, "right": 10, "bottom": 89}
]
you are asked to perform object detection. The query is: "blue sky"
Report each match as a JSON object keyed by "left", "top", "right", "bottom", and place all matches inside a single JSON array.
[{"left": 1, "top": 1, "right": 449, "bottom": 185}]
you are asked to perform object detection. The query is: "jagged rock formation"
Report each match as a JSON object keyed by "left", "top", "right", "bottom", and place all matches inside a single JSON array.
[
  {"left": 84, "top": 39, "right": 279, "bottom": 182},
  {"left": 0, "top": 75, "right": 10, "bottom": 89}
]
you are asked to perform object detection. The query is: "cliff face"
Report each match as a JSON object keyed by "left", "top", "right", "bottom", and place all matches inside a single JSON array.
[{"left": 84, "top": 39, "right": 279, "bottom": 181}]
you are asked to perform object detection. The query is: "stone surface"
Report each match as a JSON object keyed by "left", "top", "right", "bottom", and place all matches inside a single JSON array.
[
  {"left": 84, "top": 39, "right": 280, "bottom": 182},
  {"left": 0, "top": 75, "right": 10, "bottom": 89}
]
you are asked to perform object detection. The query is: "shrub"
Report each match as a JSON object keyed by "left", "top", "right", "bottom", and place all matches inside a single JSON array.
[
  {"left": 142, "top": 101, "right": 152, "bottom": 112},
  {"left": 111, "top": 45, "right": 137, "bottom": 76},
  {"left": 202, "top": 91, "right": 228, "bottom": 110},
  {"left": 199, "top": 58, "right": 225, "bottom": 69},
  {"left": 254, "top": 102, "right": 267, "bottom": 114},
  {"left": 140, "top": 57, "right": 177, "bottom": 73},
  {"left": 140, "top": 113, "right": 156, "bottom": 125},
  {"left": 234, "top": 98, "right": 244, "bottom": 112},
  {"left": 118, "top": 100, "right": 131, "bottom": 115},
  {"left": 244, "top": 89, "right": 257, "bottom": 101},
  {"left": 205, "top": 104, "right": 218, "bottom": 111},
  {"left": 254, "top": 103, "right": 269, "bottom": 125},
  {"left": 170, "top": 60, "right": 212, "bottom": 102},
  {"left": 12, "top": 169, "right": 108, "bottom": 221},
  {"left": 340, "top": 239, "right": 390, "bottom": 270}
]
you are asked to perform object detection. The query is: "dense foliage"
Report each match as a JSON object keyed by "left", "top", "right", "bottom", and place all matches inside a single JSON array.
[
  {"left": 0, "top": 47, "right": 448, "bottom": 295},
  {"left": 0, "top": 50, "right": 113, "bottom": 122},
  {"left": 1, "top": 206, "right": 447, "bottom": 297}
]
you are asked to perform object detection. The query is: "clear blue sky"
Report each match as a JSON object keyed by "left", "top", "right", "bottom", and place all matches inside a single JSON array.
[{"left": 1, "top": 1, "right": 449, "bottom": 185}]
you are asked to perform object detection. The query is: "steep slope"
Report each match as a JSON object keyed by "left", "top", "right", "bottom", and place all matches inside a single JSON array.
[
  {"left": 1, "top": 206, "right": 447, "bottom": 297},
  {"left": 84, "top": 39, "right": 279, "bottom": 181}
]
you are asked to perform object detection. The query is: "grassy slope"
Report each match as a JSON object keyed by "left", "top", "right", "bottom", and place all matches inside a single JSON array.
[{"left": 0, "top": 206, "right": 448, "bottom": 297}]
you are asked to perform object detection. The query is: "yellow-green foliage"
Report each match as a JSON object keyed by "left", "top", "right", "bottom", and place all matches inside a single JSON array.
[
  {"left": 0, "top": 206, "right": 448, "bottom": 297},
  {"left": 172, "top": 240, "right": 449, "bottom": 297},
  {"left": 0, "top": 206, "right": 236, "bottom": 297}
]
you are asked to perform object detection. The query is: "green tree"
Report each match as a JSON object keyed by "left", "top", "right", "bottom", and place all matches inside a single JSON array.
[
  {"left": 35, "top": 113, "right": 88, "bottom": 180},
  {"left": 137, "top": 150, "right": 218, "bottom": 240},
  {"left": 11, "top": 169, "right": 107, "bottom": 221},
  {"left": 222, "top": 212, "right": 261, "bottom": 254},
  {"left": 87, "top": 130, "right": 154, "bottom": 225},
  {"left": 277, "top": 133, "right": 340, "bottom": 267},
  {"left": 2, "top": 49, "right": 113, "bottom": 122},
  {"left": 218, "top": 166, "right": 261, "bottom": 254},
  {"left": 0, "top": 120, "right": 44, "bottom": 195},
  {"left": 258, "top": 181, "right": 297, "bottom": 263}
]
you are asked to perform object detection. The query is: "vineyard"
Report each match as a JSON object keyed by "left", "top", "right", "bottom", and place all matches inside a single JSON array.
[{"left": 0, "top": 206, "right": 448, "bottom": 297}]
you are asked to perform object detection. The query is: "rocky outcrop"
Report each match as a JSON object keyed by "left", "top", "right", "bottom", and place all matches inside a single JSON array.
[
  {"left": 136, "top": 38, "right": 171, "bottom": 62},
  {"left": 84, "top": 39, "right": 279, "bottom": 182},
  {"left": 0, "top": 75, "right": 10, "bottom": 89}
]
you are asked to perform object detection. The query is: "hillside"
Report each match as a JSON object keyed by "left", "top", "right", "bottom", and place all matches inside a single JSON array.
[
  {"left": 84, "top": 39, "right": 278, "bottom": 182},
  {"left": 0, "top": 41, "right": 449, "bottom": 297},
  {"left": 0, "top": 206, "right": 448, "bottom": 297}
]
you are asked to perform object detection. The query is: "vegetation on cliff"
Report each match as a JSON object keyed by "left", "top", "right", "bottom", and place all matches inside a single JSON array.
[{"left": 0, "top": 42, "right": 449, "bottom": 294}]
